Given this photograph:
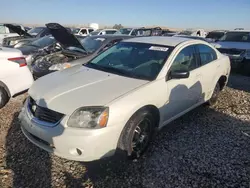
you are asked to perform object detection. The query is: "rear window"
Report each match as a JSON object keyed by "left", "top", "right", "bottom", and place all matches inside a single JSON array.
[
  {"left": 80, "top": 37, "right": 106, "bottom": 53},
  {"left": 28, "top": 27, "right": 45, "bottom": 35},
  {"left": 105, "top": 30, "right": 117, "bottom": 34}
]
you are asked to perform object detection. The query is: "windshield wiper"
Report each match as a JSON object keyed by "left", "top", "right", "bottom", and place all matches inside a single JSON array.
[
  {"left": 84, "top": 63, "right": 151, "bottom": 80},
  {"left": 84, "top": 63, "right": 127, "bottom": 75}
]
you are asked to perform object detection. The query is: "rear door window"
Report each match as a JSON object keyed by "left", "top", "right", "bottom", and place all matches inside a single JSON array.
[{"left": 196, "top": 44, "right": 217, "bottom": 65}]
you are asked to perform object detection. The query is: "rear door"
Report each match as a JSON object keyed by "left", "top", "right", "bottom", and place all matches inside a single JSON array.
[{"left": 194, "top": 44, "right": 220, "bottom": 102}]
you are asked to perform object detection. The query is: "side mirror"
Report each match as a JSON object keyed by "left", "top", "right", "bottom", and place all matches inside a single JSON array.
[{"left": 168, "top": 70, "right": 190, "bottom": 80}]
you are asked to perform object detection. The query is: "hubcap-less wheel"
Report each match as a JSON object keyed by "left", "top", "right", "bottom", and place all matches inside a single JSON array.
[
  {"left": 131, "top": 118, "right": 152, "bottom": 158},
  {"left": 209, "top": 83, "right": 220, "bottom": 106}
]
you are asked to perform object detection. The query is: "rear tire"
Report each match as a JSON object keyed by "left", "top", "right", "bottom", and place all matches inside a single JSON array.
[
  {"left": 117, "top": 109, "right": 156, "bottom": 160},
  {"left": 0, "top": 87, "right": 10, "bottom": 109},
  {"left": 207, "top": 82, "right": 220, "bottom": 106}
]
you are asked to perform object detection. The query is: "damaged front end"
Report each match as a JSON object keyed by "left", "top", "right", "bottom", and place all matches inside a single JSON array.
[
  {"left": 217, "top": 48, "right": 250, "bottom": 76},
  {"left": 2, "top": 24, "right": 34, "bottom": 47},
  {"left": 32, "top": 50, "right": 87, "bottom": 80},
  {"left": 2, "top": 36, "right": 32, "bottom": 47}
]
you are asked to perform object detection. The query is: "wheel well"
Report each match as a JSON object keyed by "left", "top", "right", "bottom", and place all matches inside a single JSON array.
[
  {"left": 139, "top": 105, "right": 160, "bottom": 128},
  {"left": 0, "top": 81, "right": 11, "bottom": 97},
  {"left": 218, "top": 75, "right": 227, "bottom": 90}
]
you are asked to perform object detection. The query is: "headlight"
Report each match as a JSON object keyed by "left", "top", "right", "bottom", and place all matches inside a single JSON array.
[
  {"left": 9, "top": 40, "right": 17, "bottom": 46},
  {"left": 67, "top": 107, "right": 109, "bottom": 129},
  {"left": 49, "top": 63, "right": 72, "bottom": 71}
]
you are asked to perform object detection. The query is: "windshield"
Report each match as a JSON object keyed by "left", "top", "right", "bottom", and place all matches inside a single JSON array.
[
  {"left": 72, "top": 28, "right": 80, "bottom": 34},
  {"left": 206, "top": 32, "right": 225, "bottom": 40},
  {"left": 28, "top": 27, "right": 45, "bottom": 35},
  {"left": 30, "top": 35, "right": 55, "bottom": 48},
  {"left": 85, "top": 42, "right": 173, "bottom": 80},
  {"left": 119, "top": 28, "right": 132, "bottom": 35},
  {"left": 90, "top": 30, "right": 101, "bottom": 35},
  {"left": 135, "top": 29, "right": 152, "bottom": 36},
  {"left": 219, "top": 32, "right": 250, "bottom": 42},
  {"left": 80, "top": 37, "right": 106, "bottom": 53}
]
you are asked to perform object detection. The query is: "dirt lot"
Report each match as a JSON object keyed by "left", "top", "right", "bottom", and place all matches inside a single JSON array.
[{"left": 0, "top": 74, "right": 250, "bottom": 188}]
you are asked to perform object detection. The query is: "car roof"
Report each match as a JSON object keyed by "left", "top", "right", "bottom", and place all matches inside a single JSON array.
[
  {"left": 123, "top": 36, "right": 193, "bottom": 47},
  {"left": 209, "top": 30, "right": 228, "bottom": 32},
  {"left": 87, "top": 34, "right": 133, "bottom": 40},
  {"left": 102, "top": 29, "right": 117, "bottom": 31},
  {"left": 227, "top": 30, "right": 250, "bottom": 32},
  {"left": 174, "top": 35, "right": 207, "bottom": 40}
]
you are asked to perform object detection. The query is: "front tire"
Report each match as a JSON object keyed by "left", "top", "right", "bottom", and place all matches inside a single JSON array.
[
  {"left": 117, "top": 109, "right": 156, "bottom": 159},
  {"left": 207, "top": 82, "right": 220, "bottom": 106},
  {"left": 0, "top": 87, "right": 10, "bottom": 109}
]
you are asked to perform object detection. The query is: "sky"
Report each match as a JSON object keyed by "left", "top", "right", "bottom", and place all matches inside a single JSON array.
[{"left": 1, "top": 0, "right": 250, "bottom": 30}]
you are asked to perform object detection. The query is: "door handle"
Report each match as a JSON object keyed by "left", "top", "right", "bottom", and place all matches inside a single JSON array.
[{"left": 196, "top": 74, "right": 202, "bottom": 77}]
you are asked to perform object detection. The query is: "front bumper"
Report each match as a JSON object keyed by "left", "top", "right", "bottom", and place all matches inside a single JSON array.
[{"left": 18, "top": 101, "right": 121, "bottom": 162}]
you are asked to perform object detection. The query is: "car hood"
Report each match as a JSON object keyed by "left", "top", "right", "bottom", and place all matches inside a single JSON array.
[
  {"left": 4, "top": 24, "right": 33, "bottom": 37},
  {"left": 213, "top": 41, "right": 250, "bottom": 50},
  {"left": 28, "top": 65, "right": 148, "bottom": 115},
  {"left": 45, "top": 23, "right": 86, "bottom": 51}
]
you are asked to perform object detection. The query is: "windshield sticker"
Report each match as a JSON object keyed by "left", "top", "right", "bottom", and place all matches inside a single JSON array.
[
  {"left": 149, "top": 46, "right": 169, "bottom": 51},
  {"left": 95, "top": 38, "right": 105, "bottom": 41}
]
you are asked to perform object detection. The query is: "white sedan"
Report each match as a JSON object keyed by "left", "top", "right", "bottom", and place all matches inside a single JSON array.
[
  {"left": 0, "top": 47, "right": 33, "bottom": 108},
  {"left": 19, "top": 37, "right": 231, "bottom": 161}
]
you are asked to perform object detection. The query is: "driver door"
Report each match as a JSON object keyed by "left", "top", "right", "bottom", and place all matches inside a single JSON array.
[{"left": 162, "top": 45, "right": 202, "bottom": 123}]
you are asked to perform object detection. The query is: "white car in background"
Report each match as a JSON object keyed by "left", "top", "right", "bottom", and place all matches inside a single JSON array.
[
  {"left": 89, "top": 29, "right": 118, "bottom": 36},
  {"left": 0, "top": 47, "right": 33, "bottom": 108},
  {"left": 0, "top": 23, "right": 26, "bottom": 45},
  {"left": 72, "top": 27, "right": 95, "bottom": 36},
  {"left": 177, "top": 29, "right": 207, "bottom": 38},
  {"left": 19, "top": 37, "right": 230, "bottom": 162}
]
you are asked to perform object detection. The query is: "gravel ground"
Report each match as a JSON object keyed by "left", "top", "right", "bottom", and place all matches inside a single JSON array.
[{"left": 0, "top": 74, "right": 250, "bottom": 188}]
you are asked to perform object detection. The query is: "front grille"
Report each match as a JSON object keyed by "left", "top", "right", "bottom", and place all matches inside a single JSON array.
[
  {"left": 217, "top": 48, "right": 245, "bottom": 55},
  {"left": 28, "top": 97, "right": 64, "bottom": 124},
  {"left": 2, "top": 38, "right": 9, "bottom": 46}
]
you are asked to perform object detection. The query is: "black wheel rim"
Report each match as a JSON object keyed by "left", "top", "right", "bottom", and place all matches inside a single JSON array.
[{"left": 131, "top": 118, "right": 152, "bottom": 157}]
